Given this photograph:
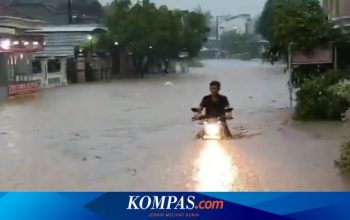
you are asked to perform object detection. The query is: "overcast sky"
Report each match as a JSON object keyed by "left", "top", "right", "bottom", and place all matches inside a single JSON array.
[{"left": 100, "top": 0, "right": 267, "bottom": 17}]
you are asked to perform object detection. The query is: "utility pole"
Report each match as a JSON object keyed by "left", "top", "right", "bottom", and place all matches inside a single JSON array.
[
  {"left": 216, "top": 16, "right": 219, "bottom": 41},
  {"left": 67, "top": 0, "right": 72, "bottom": 24},
  {"left": 288, "top": 43, "right": 293, "bottom": 108},
  {"left": 216, "top": 16, "right": 220, "bottom": 51}
]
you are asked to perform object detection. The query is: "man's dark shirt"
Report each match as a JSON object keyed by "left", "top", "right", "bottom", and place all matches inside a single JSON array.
[{"left": 200, "top": 94, "right": 230, "bottom": 118}]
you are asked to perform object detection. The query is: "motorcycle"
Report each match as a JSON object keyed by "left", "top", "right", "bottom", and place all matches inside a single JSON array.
[{"left": 191, "top": 108, "right": 233, "bottom": 140}]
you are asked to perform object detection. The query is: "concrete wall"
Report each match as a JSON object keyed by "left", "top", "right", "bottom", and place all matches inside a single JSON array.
[
  {"left": 0, "top": 86, "right": 7, "bottom": 102},
  {"left": 323, "top": 0, "right": 350, "bottom": 17},
  {"left": 339, "top": 0, "right": 350, "bottom": 17},
  {"left": 0, "top": 54, "right": 9, "bottom": 102}
]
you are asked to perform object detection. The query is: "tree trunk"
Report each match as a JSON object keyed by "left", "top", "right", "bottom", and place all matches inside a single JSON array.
[{"left": 136, "top": 57, "right": 144, "bottom": 78}]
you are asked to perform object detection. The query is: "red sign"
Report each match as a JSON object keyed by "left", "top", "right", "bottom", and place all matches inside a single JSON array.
[{"left": 8, "top": 82, "right": 39, "bottom": 96}]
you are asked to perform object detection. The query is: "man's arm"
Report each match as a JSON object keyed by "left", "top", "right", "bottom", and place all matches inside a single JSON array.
[
  {"left": 193, "top": 97, "right": 206, "bottom": 119},
  {"left": 198, "top": 98, "right": 205, "bottom": 112},
  {"left": 223, "top": 96, "right": 230, "bottom": 108},
  {"left": 224, "top": 96, "right": 234, "bottom": 119}
]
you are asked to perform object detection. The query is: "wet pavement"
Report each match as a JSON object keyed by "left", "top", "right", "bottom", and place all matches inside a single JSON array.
[{"left": 0, "top": 59, "right": 349, "bottom": 191}]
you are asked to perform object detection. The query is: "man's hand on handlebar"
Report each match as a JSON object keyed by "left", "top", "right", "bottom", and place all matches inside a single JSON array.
[
  {"left": 225, "top": 111, "right": 234, "bottom": 120},
  {"left": 192, "top": 114, "right": 205, "bottom": 121},
  {"left": 225, "top": 115, "right": 234, "bottom": 120}
]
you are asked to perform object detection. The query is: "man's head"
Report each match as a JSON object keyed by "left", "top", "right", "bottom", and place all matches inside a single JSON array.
[{"left": 210, "top": 81, "right": 221, "bottom": 96}]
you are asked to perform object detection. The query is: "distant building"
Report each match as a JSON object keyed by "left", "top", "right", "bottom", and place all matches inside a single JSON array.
[
  {"left": 25, "top": 25, "right": 107, "bottom": 85},
  {"left": 322, "top": 0, "right": 350, "bottom": 29},
  {"left": 323, "top": 0, "right": 350, "bottom": 18}
]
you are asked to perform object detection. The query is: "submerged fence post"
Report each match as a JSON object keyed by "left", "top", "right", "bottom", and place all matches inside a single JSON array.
[{"left": 288, "top": 43, "right": 293, "bottom": 109}]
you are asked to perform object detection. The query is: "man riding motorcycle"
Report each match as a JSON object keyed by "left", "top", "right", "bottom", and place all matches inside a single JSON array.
[{"left": 193, "top": 81, "right": 233, "bottom": 139}]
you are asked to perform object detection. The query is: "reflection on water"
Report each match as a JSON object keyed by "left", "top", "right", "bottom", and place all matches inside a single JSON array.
[
  {"left": 7, "top": 93, "right": 40, "bottom": 105},
  {"left": 193, "top": 141, "right": 237, "bottom": 191}
]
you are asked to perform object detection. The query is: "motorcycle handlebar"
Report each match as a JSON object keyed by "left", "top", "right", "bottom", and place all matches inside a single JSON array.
[{"left": 192, "top": 115, "right": 228, "bottom": 121}]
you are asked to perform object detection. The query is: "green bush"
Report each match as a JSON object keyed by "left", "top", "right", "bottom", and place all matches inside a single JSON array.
[
  {"left": 294, "top": 70, "right": 349, "bottom": 120},
  {"left": 329, "top": 81, "right": 350, "bottom": 102},
  {"left": 291, "top": 64, "right": 333, "bottom": 88},
  {"left": 335, "top": 137, "right": 350, "bottom": 173}
]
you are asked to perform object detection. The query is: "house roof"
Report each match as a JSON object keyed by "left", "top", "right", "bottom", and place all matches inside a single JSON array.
[
  {"left": 27, "top": 25, "right": 107, "bottom": 33},
  {"left": 10, "top": 2, "right": 56, "bottom": 11},
  {"left": 9, "top": 2, "right": 68, "bottom": 25},
  {"left": 9, "top": 0, "right": 94, "bottom": 7},
  {"left": 0, "top": 2, "right": 28, "bottom": 18}
]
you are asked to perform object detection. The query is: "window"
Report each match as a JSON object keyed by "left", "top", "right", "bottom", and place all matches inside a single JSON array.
[
  {"left": 47, "top": 59, "right": 61, "bottom": 73},
  {"left": 32, "top": 60, "right": 42, "bottom": 74},
  {"left": 48, "top": 77, "right": 61, "bottom": 85}
]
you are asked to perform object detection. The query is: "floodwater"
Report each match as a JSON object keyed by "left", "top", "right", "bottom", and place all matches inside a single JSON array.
[{"left": 0, "top": 59, "right": 349, "bottom": 191}]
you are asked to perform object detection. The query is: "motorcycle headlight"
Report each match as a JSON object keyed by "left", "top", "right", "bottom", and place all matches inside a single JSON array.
[{"left": 205, "top": 124, "right": 220, "bottom": 136}]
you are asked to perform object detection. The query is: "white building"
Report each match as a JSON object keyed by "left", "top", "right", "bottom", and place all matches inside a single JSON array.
[{"left": 26, "top": 25, "right": 107, "bottom": 87}]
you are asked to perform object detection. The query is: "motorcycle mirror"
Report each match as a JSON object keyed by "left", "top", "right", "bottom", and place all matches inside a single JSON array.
[
  {"left": 225, "top": 108, "right": 233, "bottom": 112},
  {"left": 191, "top": 108, "right": 200, "bottom": 113}
]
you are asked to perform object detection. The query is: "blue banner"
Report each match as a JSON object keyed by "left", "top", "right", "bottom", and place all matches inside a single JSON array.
[{"left": 1, "top": 192, "right": 350, "bottom": 220}]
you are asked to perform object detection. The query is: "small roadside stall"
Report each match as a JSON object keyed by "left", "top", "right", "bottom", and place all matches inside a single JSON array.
[
  {"left": 0, "top": 35, "right": 44, "bottom": 96},
  {"left": 31, "top": 55, "right": 68, "bottom": 88}
]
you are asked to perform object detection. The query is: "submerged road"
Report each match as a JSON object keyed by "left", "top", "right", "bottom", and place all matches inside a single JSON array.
[{"left": 0, "top": 59, "right": 349, "bottom": 191}]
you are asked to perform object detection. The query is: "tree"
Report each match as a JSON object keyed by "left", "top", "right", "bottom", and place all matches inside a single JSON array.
[
  {"left": 150, "top": 6, "right": 183, "bottom": 64},
  {"left": 262, "top": 0, "right": 348, "bottom": 121},
  {"left": 220, "top": 31, "right": 260, "bottom": 59},
  {"left": 256, "top": 0, "right": 275, "bottom": 39},
  {"left": 86, "top": 1, "right": 104, "bottom": 17},
  {"left": 270, "top": 0, "right": 336, "bottom": 56},
  {"left": 256, "top": 0, "right": 337, "bottom": 51},
  {"left": 181, "top": 10, "right": 210, "bottom": 57},
  {"left": 194, "top": 5, "right": 213, "bottom": 27},
  {"left": 103, "top": 0, "right": 209, "bottom": 77},
  {"left": 56, "top": 0, "right": 105, "bottom": 18}
]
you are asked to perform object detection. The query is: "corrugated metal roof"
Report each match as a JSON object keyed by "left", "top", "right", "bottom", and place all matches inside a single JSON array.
[
  {"left": 28, "top": 25, "right": 107, "bottom": 57},
  {"left": 31, "top": 32, "right": 95, "bottom": 57},
  {"left": 28, "top": 25, "right": 107, "bottom": 33},
  {"left": 27, "top": 25, "right": 107, "bottom": 57}
]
